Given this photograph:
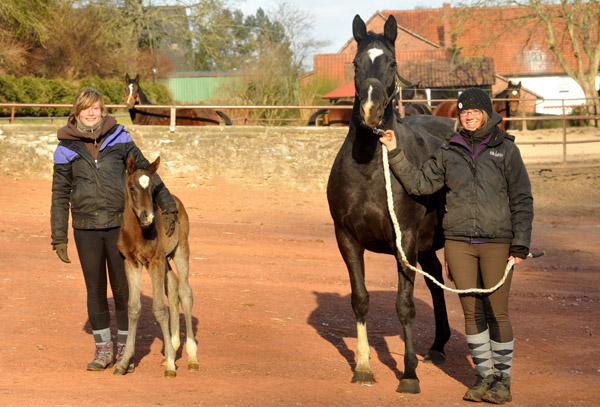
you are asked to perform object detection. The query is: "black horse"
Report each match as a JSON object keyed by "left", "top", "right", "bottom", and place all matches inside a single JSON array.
[
  {"left": 125, "top": 74, "right": 232, "bottom": 126},
  {"left": 327, "top": 15, "right": 454, "bottom": 394}
]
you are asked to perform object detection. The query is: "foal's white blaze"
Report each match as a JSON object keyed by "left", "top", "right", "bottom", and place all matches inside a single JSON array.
[
  {"left": 138, "top": 174, "right": 150, "bottom": 189},
  {"left": 356, "top": 321, "right": 371, "bottom": 373},
  {"left": 367, "top": 48, "right": 384, "bottom": 63}
]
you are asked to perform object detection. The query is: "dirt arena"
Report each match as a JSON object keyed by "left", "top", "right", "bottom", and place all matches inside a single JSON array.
[{"left": 0, "top": 128, "right": 598, "bottom": 406}]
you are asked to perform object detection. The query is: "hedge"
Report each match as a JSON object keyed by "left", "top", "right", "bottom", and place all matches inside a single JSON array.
[{"left": 0, "top": 75, "right": 173, "bottom": 117}]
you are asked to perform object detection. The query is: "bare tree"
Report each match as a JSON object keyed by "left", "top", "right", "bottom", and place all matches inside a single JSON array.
[{"left": 454, "top": 1, "right": 600, "bottom": 114}]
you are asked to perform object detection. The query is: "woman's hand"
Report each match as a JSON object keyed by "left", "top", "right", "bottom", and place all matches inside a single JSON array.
[
  {"left": 379, "top": 130, "right": 397, "bottom": 152},
  {"left": 508, "top": 256, "right": 523, "bottom": 265}
]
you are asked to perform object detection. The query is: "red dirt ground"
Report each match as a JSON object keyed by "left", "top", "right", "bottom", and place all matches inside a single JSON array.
[{"left": 0, "top": 165, "right": 598, "bottom": 407}]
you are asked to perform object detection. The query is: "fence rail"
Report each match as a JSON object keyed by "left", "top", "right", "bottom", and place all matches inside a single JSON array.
[{"left": 1, "top": 100, "right": 599, "bottom": 167}]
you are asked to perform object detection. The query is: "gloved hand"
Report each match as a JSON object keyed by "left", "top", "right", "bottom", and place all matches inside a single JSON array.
[
  {"left": 163, "top": 212, "right": 178, "bottom": 237},
  {"left": 53, "top": 243, "right": 71, "bottom": 263}
]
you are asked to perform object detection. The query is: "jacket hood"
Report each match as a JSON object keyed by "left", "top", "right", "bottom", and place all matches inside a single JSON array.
[{"left": 57, "top": 116, "right": 118, "bottom": 142}]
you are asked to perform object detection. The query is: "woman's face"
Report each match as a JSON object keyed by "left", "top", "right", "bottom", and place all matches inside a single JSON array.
[
  {"left": 459, "top": 109, "right": 484, "bottom": 131},
  {"left": 78, "top": 101, "right": 102, "bottom": 127}
]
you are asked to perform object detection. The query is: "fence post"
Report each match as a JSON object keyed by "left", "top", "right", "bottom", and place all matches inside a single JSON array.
[
  {"left": 10, "top": 105, "right": 15, "bottom": 124},
  {"left": 562, "top": 99, "right": 567, "bottom": 165},
  {"left": 170, "top": 108, "right": 176, "bottom": 133}
]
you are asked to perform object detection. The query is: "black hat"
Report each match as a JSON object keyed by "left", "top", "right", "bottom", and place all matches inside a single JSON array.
[{"left": 457, "top": 88, "right": 493, "bottom": 117}]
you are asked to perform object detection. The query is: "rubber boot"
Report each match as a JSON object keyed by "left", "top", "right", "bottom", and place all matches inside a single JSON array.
[
  {"left": 463, "top": 373, "right": 496, "bottom": 402},
  {"left": 86, "top": 342, "right": 114, "bottom": 371},
  {"left": 116, "top": 342, "right": 135, "bottom": 373},
  {"left": 482, "top": 373, "right": 512, "bottom": 404}
]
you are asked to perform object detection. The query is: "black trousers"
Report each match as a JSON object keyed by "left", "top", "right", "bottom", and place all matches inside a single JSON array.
[{"left": 73, "top": 227, "right": 129, "bottom": 332}]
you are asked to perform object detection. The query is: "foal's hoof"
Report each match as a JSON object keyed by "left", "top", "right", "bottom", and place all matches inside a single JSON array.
[
  {"left": 164, "top": 370, "right": 177, "bottom": 378},
  {"left": 113, "top": 366, "right": 127, "bottom": 376},
  {"left": 351, "top": 370, "right": 375, "bottom": 384},
  {"left": 423, "top": 350, "right": 446, "bottom": 365},
  {"left": 396, "top": 378, "right": 421, "bottom": 394},
  {"left": 188, "top": 362, "right": 200, "bottom": 371}
]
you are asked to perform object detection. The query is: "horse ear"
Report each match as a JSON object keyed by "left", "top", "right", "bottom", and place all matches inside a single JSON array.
[
  {"left": 517, "top": 81, "right": 522, "bottom": 88},
  {"left": 146, "top": 156, "right": 160, "bottom": 175},
  {"left": 353, "top": 15, "right": 367, "bottom": 43},
  {"left": 134, "top": 74, "right": 140, "bottom": 83},
  {"left": 125, "top": 73, "right": 130, "bottom": 82},
  {"left": 126, "top": 155, "right": 136, "bottom": 175},
  {"left": 384, "top": 15, "right": 397, "bottom": 44}
]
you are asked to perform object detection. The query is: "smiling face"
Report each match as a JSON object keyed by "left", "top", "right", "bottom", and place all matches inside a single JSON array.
[
  {"left": 78, "top": 101, "right": 103, "bottom": 127},
  {"left": 459, "top": 109, "right": 484, "bottom": 131}
]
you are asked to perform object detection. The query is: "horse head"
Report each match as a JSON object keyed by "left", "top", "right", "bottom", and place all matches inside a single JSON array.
[
  {"left": 352, "top": 14, "right": 398, "bottom": 128},
  {"left": 506, "top": 81, "right": 522, "bottom": 115},
  {"left": 125, "top": 73, "right": 141, "bottom": 109},
  {"left": 125, "top": 155, "right": 160, "bottom": 229},
  {"left": 402, "top": 81, "right": 428, "bottom": 102}
]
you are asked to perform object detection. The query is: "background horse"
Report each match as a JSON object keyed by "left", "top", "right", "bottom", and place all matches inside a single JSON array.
[
  {"left": 402, "top": 81, "right": 432, "bottom": 116},
  {"left": 433, "top": 81, "right": 522, "bottom": 130},
  {"left": 327, "top": 14, "right": 452, "bottom": 394},
  {"left": 125, "top": 74, "right": 232, "bottom": 126},
  {"left": 115, "top": 156, "right": 198, "bottom": 377},
  {"left": 307, "top": 101, "right": 353, "bottom": 126}
]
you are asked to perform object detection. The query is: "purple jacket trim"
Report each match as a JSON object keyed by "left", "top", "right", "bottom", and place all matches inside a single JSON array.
[
  {"left": 450, "top": 132, "right": 493, "bottom": 159},
  {"left": 53, "top": 144, "right": 79, "bottom": 164},
  {"left": 100, "top": 125, "right": 131, "bottom": 150}
]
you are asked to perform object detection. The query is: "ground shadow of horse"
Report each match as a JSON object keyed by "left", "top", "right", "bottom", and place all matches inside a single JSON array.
[
  {"left": 83, "top": 292, "right": 199, "bottom": 366},
  {"left": 307, "top": 290, "right": 471, "bottom": 386}
]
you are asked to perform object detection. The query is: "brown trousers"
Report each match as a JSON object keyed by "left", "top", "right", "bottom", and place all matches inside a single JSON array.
[{"left": 444, "top": 240, "right": 513, "bottom": 342}]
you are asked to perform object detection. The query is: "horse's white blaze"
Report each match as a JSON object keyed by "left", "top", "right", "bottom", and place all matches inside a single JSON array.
[
  {"left": 511, "top": 90, "right": 518, "bottom": 96},
  {"left": 363, "top": 85, "right": 374, "bottom": 118},
  {"left": 138, "top": 174, "right": 150, "bottom": 189},
  {"left": 356, "top": 321, "right": 371, "bottom": 371},
  {"left": 367, "top": 48, "right": 384, "bottom": 63}
]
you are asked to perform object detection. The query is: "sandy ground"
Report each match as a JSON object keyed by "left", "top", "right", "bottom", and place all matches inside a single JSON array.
[{"left": 0, "top": 127, "right": 599, "bottom": 407}]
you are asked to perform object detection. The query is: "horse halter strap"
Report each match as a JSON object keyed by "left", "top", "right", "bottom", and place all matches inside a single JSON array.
[{"left": 383, "top": 69, "right": 403, "bottom": 110}]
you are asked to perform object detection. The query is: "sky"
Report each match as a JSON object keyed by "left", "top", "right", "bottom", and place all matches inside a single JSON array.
[{"left": 233, "top": 0, "right": 453, "bottom": 56}]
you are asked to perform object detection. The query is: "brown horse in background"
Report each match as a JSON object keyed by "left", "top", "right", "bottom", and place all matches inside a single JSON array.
[
  {"left": 115, "top": 155, "right": 198, "bottom": 377},
  {"left": 402, "top": 81, "right": 432, "bottom": 116},
  {"left": 433, "top": 81, "right": 521, "bottom": 130},
  {"left": 125, "top": 74, "right": 231, "bottom": 126}
]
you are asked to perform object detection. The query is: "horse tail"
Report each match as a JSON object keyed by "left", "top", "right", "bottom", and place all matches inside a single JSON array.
[
  {"left": 307, "top": 108, "right": 329, "bottom": 126},
  {"left": 215, "top": 110, "right": 232, "bottom": 125}
]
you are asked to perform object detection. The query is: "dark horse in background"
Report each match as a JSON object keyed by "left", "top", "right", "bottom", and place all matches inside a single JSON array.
[
  {"left": 308, "top": 81, "right": 431, "bottom": 126},
  {"left": 125, "top": 74, "right": 232, "bottom": 126},
  {"left": 433, "top": 81, "right": 522, "bottom": 131},
  {"left": 402, "top": 80, "right": 432, "bottom": 116},
  {"left": 327, "top": 15, "right": 453, "bottom": 394}
]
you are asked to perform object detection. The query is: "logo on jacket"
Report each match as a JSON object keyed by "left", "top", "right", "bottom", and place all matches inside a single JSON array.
[{"left": 489, "top": 150, "right": 504, "bottom": 158}]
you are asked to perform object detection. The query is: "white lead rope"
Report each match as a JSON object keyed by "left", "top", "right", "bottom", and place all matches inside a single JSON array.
[{"left": 381, "top": 145, "right": 514, "bottom": 294}]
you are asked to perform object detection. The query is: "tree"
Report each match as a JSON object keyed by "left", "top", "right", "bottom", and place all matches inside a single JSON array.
[{"left": 454, "top": 1, "right": 600, "bottom": 115}]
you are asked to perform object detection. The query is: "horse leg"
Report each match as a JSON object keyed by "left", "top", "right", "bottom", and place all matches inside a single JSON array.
[
  {"left": 335, "top": 229, "right": 373, "bottom": 384},
  {"left": 114, "top": 260, "right": 142, "bottom": 375},
  {"left": 418, "top": 251, "right": 450, "bottom": 365},
  {"left": 395, "top": 242, "right": 420, "bottom": 394},
  {"left": 149, "top": 260, "right": 177, "bottom": 377},
  {"left": 171, "top": 239, "right": 199, "bottom": 371},
  {"left": 165, "top": 259, "right": 181, "bottom": 353}
]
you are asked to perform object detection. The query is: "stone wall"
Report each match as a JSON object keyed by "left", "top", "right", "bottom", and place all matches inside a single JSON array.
[{"left": 0, "top": 124, "right": 348, "bottom": 190}]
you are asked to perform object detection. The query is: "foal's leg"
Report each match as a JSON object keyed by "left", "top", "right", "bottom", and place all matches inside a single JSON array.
[
  {"left": 114, "top": 260, "right": 142, "bottom": 375},
  {"left": 335, "top": 229, "right": 373, "bottom": 383},
  {"left": 172, "top": 239, "right": 198, "bottom": 370},
  {"left": 395, "top": 242, "right": 420, "bottom": 394},
  {"left": 165, "top": 259, "right": 181, "bottom": 353},
  {"left": 148, "top": 260, "right": 177, "bottom": 377},
  {"left": 418, "top": 251, "right": 450, "bottom": 365}
]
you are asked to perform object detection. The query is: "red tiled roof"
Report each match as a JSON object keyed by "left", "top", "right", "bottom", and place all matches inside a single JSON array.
[{"left": 323, "top": 81, "right": 354, "bottom": 99}]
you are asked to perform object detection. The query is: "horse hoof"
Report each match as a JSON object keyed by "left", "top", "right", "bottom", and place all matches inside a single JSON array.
[
  {"left": 396, "top": 379, "right": 420, "bottom": 394},
  {"left": 164, "top": 370, "right": 177, "bottom": 378},
  {"left": 351, "top": 370, "right": 375, "bottom": 384},
  {"left": 113, "top": 366, "right": 127, "bottom": 376},
  {"left": 423, "top": 350, "right": 446, "bottom": 365},
  {"left": 188, "top": 363, "right": 199, "bottom": 371}
]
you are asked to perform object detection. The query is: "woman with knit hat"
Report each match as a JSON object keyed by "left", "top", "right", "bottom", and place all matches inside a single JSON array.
[
  {"left": 379, "top": 87, "right": 533, "bottom": 404},
  {"left": 50, "top": 88, "right": 179, "bottom": 371}
]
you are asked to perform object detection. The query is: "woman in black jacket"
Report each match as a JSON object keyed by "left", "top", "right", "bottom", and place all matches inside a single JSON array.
[
  {"left": 380, "top": 88, "right": 533, "bottom": 404},
  {"left": 51, "top": 88, "right": 178, "bottom": 371}
]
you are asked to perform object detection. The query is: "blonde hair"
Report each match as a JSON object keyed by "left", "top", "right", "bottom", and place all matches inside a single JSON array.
[
  {"left": 454, "top": 109, "right": 490, "bottom": 132},
  {"left": 70, "top": 88, "right": 107, "bottom": 121}
]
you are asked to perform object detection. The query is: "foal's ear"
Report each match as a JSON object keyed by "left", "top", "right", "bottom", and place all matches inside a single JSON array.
[
  {"left": 146, "top": 156, "right": 160, "bottom": 175},
  {"left": 384, "top": 15, "right": 397, "bottom": 44},
  {"left": 134, "top": 74, "right": 140, "bottom": 83},
  {"left": 126, "top": 155, "right": 136, "bottom": 175},
  {"left": 125, "top": 73, "right": 130, "bottom": 82},
  {"left": 353, "top": 15, "right": 367, "bottom": 43}
]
